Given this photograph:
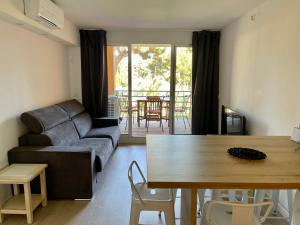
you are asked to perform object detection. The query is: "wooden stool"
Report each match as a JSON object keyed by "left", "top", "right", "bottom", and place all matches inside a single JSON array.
[{"left": 0, "top": 164, "right": 48, "bottom": 224}]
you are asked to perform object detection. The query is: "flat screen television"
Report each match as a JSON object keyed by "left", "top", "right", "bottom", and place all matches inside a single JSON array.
[{"left": 221, "top": 105, "right": 246, "bottom": 135}]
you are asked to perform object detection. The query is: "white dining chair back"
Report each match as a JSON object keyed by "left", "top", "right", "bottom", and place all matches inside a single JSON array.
[
  {"left": 201, "top": 200, "right": 273, "bottom": 225},
  {"left": 198, "top": 189, "right": 250, "bottom": 215},
  {"left": 128, "top": 161, "right": 176, "bottom": 225}
]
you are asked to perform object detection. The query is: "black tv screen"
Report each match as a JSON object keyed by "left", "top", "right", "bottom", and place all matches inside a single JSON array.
[{"left": 221, "top": 105, "right": 246, "bottom": 135}]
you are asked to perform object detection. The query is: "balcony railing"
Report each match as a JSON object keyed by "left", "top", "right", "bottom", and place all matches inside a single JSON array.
[{"left": 115, "top": 90, "right": 192, "bottom": 114}]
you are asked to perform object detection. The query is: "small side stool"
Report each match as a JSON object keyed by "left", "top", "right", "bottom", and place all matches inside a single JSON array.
[{"left": 0, "top": 164, "right": 48, "bottom": 224}]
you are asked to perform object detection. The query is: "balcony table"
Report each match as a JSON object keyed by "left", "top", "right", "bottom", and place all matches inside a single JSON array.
[{"left": 146, "top": 135, "right": 300, "bottom": 225}]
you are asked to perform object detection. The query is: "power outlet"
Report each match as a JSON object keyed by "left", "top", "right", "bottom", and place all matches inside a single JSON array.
[{"left": 291, "top": 127, "right": 300, "bottom": 143}]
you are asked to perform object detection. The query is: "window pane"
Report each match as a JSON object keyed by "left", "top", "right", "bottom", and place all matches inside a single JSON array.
[
  {"left": 174, "top": 47, "right": 192, "bottom": 134},
  {"left": 131, "top": 45, "right": 171, "bottom": 137},
  {"left": 107, "top": 46, "right": 129, "bottom": 134}
]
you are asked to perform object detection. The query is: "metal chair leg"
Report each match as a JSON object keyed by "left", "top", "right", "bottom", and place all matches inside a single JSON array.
[
  {"left": 182, "top": 112, "right": 186, "bottom": 129},
  {"left": 185, "top": 111, "right": 191, "bottom": 127}
]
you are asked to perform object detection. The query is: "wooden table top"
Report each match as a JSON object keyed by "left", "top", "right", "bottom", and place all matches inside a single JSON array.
[
  {"left": 146, "top": 135, "right": 300, "bottom": 189},
  {"left": 0, "top": 164, "right": 48, "bottom": 183}
]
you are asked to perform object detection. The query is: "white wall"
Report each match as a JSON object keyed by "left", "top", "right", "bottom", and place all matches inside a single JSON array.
[
  {"left": 220, "top": 0, "right": 300, "bottom": 215},
  {"left": 0, "top": 0, "right": 79, "bottom": 46},
  {"left": 68, "top": 30, "right": 192, "bottom": 102},
  {"left": 0, "top": 19, "right": 70, "bottom": 204}
]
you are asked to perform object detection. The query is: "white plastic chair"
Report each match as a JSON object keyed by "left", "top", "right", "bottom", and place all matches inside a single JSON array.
[
  {"left": 128, "top": 161, "right": 176, "bottom": 225},
  {"left": 201, "top": 200, "right": 273, "bottom": 225}
]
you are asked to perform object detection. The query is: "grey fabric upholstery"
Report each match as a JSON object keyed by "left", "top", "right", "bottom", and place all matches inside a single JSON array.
[
  {"left": 85, "top": 126, "right": 120, "bottom": 147},
  {"left": 43, "top": 121, "right": 79, "bottom": 146},
  {"left": 16, "top": 99, "right": 120, "bottom": 199},
  {"left": 8, "top": 146, "right": 96, "bottom": 199},
  {"left": 57, "top": 99, "right": 85, "bottom": 118},
  {"left": 21, "top": 105, "right": 69, "bottom": 133},
  {"left": 72, "top": 112, "right": 92, "bottom": 138},
  {"left": 75, "top": 138, "right": 113, "bottom": 171}
]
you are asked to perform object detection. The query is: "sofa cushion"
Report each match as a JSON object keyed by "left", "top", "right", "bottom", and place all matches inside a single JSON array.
[
  {"left": 57, "top": 99, "right": 85, "bottom": 118},
  {"left": 84, "top": 126, "right": 120, "bottom": 148},
  {"left": 44, "top": 121, "right": 79, "bottom": 146},
  {"left": 74, "top": 138, "right": 113, "bottom": 172},
  {"left": 21, "top": 105, "right": 69, "bottom": 133},
  {"left": 72, "top": 112, "right": 92, "bottom": 138}
]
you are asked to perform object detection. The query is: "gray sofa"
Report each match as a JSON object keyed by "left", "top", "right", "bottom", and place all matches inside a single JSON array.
[{"left": 8, "top": 99, "right": 120, "bottom": 199}]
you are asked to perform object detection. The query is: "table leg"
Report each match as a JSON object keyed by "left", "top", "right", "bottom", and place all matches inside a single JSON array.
[
  {"left": 13, "top": 184, "right": 19, "bottom": 195},
  {"left": 0, "top": 212, "right": 3, "bottom": 223},
  {"left": 287, "top": 190, "right": 293, "bottom": 223},
  {"left": 254, "top": 189, "right": 266, "bottom": 217},
  {"left": 293, "top": 190, "right": 300, "bottom": 225},
  {"left": 24, "top": 183, "right": 33, "bottom": 224},
  {"left": 180, "top": 189, "right": 197, "bottom": 225},
  {"left": 40, "top": 170, "right": 47, "bottom": 207}
]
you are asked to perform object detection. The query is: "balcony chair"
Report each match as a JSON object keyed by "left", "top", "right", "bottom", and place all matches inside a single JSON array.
[
  {"left": 118, "top": 96, "right": 138, "bottom": 130},
  {"left": 128, "top": 161, "right": 176, "bottom": 225},
  {"left": 175, "top": 94, "right": 191, "bottom": 129},
  {"left": 201, "top": 200, "right": 273, "bottom": 225},
  {"left": 145, "top": 96, "right": 164, "bottom": 132}
]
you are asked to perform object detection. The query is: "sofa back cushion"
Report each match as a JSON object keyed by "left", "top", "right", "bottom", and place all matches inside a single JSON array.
[
  {"left": 43, "top": 121, "right": 79, "bottom": 146},
  {"left": 21, "top": 105, "right": 69, "bottom": 133},
  {"left": 57, "top": 99, "right": 85, "bottom": 118},
  {"left": 72, "top": 113, "right": 92, "bottom": 138}
]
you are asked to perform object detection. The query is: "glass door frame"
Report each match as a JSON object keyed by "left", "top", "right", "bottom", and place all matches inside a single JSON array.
[{"left": 110, "top": 44, "right": 191, "bottom": 141}]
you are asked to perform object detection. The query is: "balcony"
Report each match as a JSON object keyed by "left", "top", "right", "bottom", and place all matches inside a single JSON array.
[{"left": 115, "top": 90, "right": 191, "bottom": 137}]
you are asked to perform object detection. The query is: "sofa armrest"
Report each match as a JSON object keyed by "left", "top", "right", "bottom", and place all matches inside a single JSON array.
[
  {"left": 8, "top": 146, "right": 96, "bottom": 199},
  {"left": 92, "top": 117, "right": 120, "bottom": 128}
]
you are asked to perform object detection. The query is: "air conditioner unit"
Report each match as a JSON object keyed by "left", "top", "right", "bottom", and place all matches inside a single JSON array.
[{"left": 25, "top": 0, "right": 64, "bottom": 29}]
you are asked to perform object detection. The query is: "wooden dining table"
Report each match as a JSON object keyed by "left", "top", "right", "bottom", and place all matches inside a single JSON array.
[{"left": 146, "top": 135, "right": 300, "bottom": 225}]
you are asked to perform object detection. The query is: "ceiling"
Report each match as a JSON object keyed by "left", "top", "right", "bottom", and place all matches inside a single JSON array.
[{"left": 55, "top": 0, "right": 265, "bottom": 30}]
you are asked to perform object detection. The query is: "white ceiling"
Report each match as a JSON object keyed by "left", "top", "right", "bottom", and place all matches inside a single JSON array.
[{"left": 55, "top": 0, "right": 265, "bottom": 30}]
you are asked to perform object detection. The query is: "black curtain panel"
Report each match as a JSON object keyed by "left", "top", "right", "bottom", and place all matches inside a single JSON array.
[
  {"left": 192, "top": 30, "right": 221, "bottom": 135},
  {"left": 80, "top": 30, "right": 108, "bottom": 118}
]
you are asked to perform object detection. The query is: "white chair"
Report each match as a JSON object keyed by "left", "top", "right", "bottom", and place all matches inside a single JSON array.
[
  {"left": 128, "top": 161, "right": 176, "bottom": 225},
  {"left": 254, "top": 189, "right": 294, "bottom": 222},
  {"left": 201, "top": 200, "right": 273, "bottom": 225},
  {"left": 198, "top": 189, "right": 250, "bottom": 215}
]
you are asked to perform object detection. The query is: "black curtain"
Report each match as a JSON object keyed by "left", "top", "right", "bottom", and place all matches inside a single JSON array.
[
  {"left": 80, "top": 30, "right": 108, "bottom": 118},
  {"left": 192, "top": 30, "right": 220, "bottom": 135}
]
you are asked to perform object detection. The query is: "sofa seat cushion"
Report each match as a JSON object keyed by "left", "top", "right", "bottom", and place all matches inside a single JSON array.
[
  {"left": 74, "top": 138, "right": 113, "bottom": 172},
  {"left": 84, "top": 126, "right": 120, "bottom": 148}
]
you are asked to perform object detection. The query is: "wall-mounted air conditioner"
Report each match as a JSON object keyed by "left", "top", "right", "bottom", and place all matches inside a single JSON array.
[{"left": 25, "top": 0, "right": 64, "bottom": 30}]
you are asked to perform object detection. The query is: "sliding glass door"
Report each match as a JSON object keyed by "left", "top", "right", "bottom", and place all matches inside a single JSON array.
[
  {"left": 107, "top": 45, "right": 192, "bottom": 138},
  {"left": 131, "top": 45, "right": 171, "bottom": 137},
  {"left": 107, "top": 46, "right": 129, "bottom": 134},
  {"left": 174, "top": 47, "right": 192, "bottom": 134}
]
